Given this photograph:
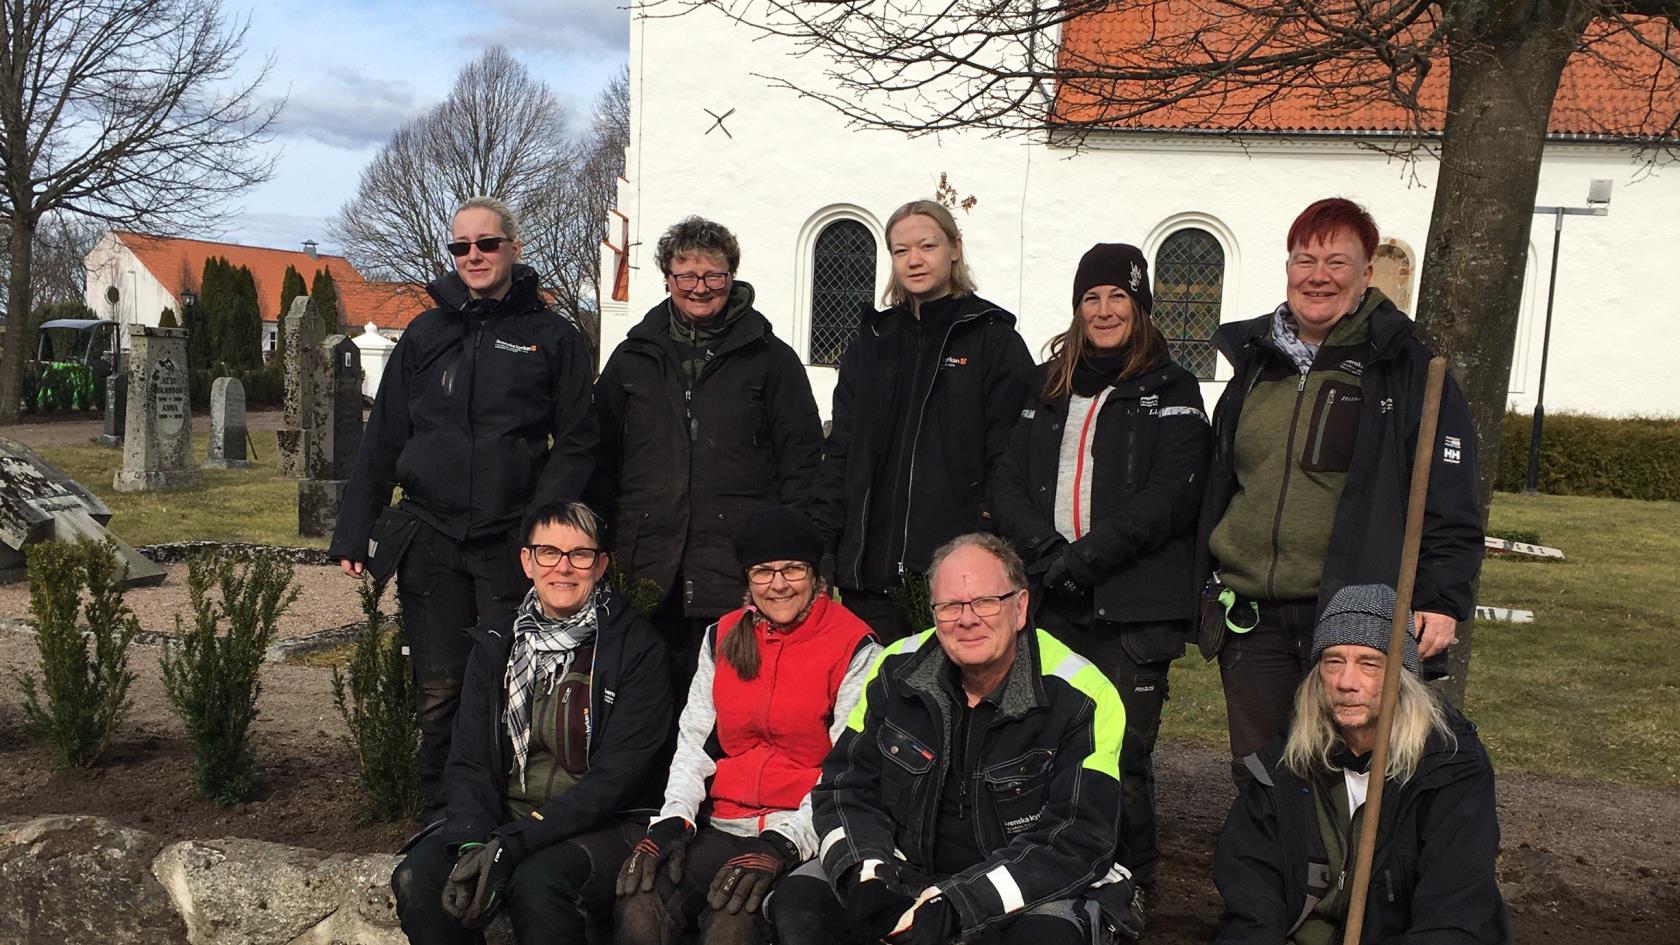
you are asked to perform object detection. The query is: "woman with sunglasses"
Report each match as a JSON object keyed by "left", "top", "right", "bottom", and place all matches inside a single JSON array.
[
  {"left": 993, "top": 243, "right": 1212, "bottom": 925},
  {"left": 330, "top": 195, "right": 599, "bottom": 822},
  {"left": 614, "top": 506, "right": 878, "bottom": 945},
  {"left": 589, "top": 216, "right": 823, "bottom": 703}
]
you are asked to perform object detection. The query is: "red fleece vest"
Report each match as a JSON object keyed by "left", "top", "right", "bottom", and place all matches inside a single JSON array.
[{"left": 707, "top": 595, "right": 873, "bottom": 821}]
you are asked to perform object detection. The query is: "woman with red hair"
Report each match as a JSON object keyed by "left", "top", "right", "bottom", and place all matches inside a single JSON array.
[{"left": 1195, "top": 197, "right": 1483, "bottom": 780}]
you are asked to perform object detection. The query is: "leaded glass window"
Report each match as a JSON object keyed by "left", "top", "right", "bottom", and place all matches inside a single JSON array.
[
  {"left": 1153, "top": 229, "right": 1225, "bottom": 380},
  {"left": 809, "top": 220, "right": 876, "bottom": 366}
]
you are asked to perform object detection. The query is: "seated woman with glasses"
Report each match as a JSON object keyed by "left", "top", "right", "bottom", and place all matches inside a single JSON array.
[
  {"left": 612, "top": 506, "right": 879, "bottom": 945},
  {"left": 391, "top": 500, "right": 673, "bottom": 945}
]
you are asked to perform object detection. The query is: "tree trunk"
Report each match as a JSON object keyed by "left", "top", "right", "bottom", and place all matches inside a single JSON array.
[
  {"left": 0, "top": 214, "right": 35, "bottom": 424},
  {"left": 1414, "top": 13, "right": 1590, "bottom": 704}
]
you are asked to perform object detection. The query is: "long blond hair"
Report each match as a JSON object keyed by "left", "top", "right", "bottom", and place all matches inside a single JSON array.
[
  {"left": 882, "top": 200, "right": 977, "bottom": 309},
  {"left": 1282, "top": 668, "right": 1455, "bottom": 783}
]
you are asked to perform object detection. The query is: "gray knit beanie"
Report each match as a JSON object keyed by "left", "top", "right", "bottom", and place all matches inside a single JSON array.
[{"left": 1311, "top": 584, "right": 1421, "bottom": 675}]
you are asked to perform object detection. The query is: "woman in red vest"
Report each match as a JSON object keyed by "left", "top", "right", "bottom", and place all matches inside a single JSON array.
[{"left": 614, "top": 506, "right": 879, "bottom": 945}]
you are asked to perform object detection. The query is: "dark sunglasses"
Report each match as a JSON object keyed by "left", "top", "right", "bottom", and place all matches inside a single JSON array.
[{"left": 446, "top": 236, "right": 511, "bottom": 257}]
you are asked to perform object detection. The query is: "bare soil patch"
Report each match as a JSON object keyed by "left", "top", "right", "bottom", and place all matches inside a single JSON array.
[{"left": 0, "top": 629, "right": 1674, "bottom": 942}]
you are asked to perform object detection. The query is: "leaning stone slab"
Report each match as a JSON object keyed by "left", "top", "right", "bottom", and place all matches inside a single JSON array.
[
  {"left": 279, "top": 297, "right": 327, "bottom": 480},
  {"left": 0, "top": 815, "right": 187, "bottom": 945},
  {"left": 0, "top": 435, "right": 165, "bottom": 586}
]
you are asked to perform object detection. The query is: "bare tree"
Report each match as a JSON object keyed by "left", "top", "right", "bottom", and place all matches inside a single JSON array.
[
  {"left": 0, "top": 0, "right": 280, "bottom": 425},
  {"left": 1, "top": 214, "right": 103, "bottom": 308},
  {"left": 644, "top": 0, "right": 1680, "bottom": 700}
]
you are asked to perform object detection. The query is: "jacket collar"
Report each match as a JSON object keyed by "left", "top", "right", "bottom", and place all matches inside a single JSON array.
[
  {"left": 898, "top": 624, "right": 1045, "bottom": 719},
  {"left": 626, "top": 280, "right": 769, "bottom": 357},
  {"left": 426, "top": 263, "right": 543, "bottom": 314},
  {"left": 1024, "top": 355, "right": 1180, "bottom": 404},
  {"left": 470, "top": 584, "right": 631, "bottom": 657},
  {"left": 1214, "top": 288, "right": 1414, "bottom": 369},
  {"left": 863, "top": 292, "right": 1013, "bottom": 337}
]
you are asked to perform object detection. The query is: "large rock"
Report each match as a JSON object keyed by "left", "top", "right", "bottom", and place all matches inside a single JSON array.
[
  {"left": 0, "top": 815, "right": 186, "bottom": 945},
  {"left": 151, "top": 838, "right": 405, "bottom": 945}
]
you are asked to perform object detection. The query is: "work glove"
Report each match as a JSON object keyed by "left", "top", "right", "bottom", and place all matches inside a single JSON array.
[
  {"left": 439, "top": 837, "right": 516, "bottom": 930},
  {"left": 841, "top": 860, "right": 926, "bottom": 942},
  {"left": 889, "top": 893, "right": 959, "bottom": 945},
  {"left": 616, "top": 816, "right": 694, "bottom": 896},
  {"left": 1028, "top": 542, "right": 1085, "bottom": 599},
  {"left": 819, "top": 551, "right": 837, "bottom": 587},
  {"left": 705, "top": 830, "right": 802, "bottom": 914}
]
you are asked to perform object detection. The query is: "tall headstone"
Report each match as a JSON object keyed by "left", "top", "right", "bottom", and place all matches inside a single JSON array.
[
  {"left": 204, "top": 377, "right": 250, "bottom": 469},
  {"left": 97, "top": 351, "right": 127, "bottom": 449},
  {"left": 299, "top": 335, "right": 365, "bottom": 538},
  {"left": 2, "top": 437, "right": 167, "bottom": 586},
  {"left": 278, "top": 297, "right": 326, "bottom": 479},
  {"left": 113, "top": 326, "right": 200, "bottom": 492}
]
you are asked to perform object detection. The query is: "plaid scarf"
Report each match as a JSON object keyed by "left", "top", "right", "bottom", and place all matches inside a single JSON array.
[
  {"left": 1269, "top": 302, "right": 1318, "bottom": 374},
  {"left": 504, "top": 586, "right": 600, "bottom": 789}
]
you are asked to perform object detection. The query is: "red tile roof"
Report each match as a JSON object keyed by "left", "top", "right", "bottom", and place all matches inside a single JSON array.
[
  {"left": 114, "top": 232, "right": 367, "bottom": 322},
  {"left": 1054, "top": 10, "right": 1679, "bottom": 139},
  {"left": 337, "top": 280, "right": 433, "bottom": 332}
]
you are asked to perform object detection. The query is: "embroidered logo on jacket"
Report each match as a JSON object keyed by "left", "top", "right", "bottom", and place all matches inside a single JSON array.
[
  {"left": 941, "top": 356, "right": 969, "bottom": 369},
  {"left": 1443, "top": 435, "right": 1462, "bottom": 465},
  {"left": 1338, "top": 359, "right": 1365, "bottom": 376},
  {"left": 495, "top": 339, "right": 538, "bottom": 354}
]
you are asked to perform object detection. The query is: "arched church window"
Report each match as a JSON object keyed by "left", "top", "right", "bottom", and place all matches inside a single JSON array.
[
  {"left": 1153, "top": 228, "right": 1225, "bottom": 380},
  {"left": 809, "top": 219, "right": 875, "bottom": 366}
]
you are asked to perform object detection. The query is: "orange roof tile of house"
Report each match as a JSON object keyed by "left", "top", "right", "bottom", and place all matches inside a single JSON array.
[
  {"left": 1054, "top": 10, "right": 1679, "bottom": 139},
  {"left": 338, "top": 280, "right": 434, "bottom": 332},
  {"left": 115, "top": 232, "right": 367, "bottom": 323}
]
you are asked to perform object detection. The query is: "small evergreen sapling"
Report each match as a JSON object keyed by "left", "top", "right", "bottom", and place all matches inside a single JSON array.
[{"left": 332, "top": 578, "right": 422, "bottom": 822}]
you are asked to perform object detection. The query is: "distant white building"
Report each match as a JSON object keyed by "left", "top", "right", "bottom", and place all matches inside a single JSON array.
[{"left": 601, "top": 7, "right": 1680, "bottom": 419}]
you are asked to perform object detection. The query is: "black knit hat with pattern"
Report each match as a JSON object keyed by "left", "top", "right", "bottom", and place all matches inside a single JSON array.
[
  {"left": 734, "top": 505, "right": 824, "bottom": 570},
  {"left": 1311, "top": 584, "right": 1422, "bottom": 675},
  {"left": 1072, "top": 243, "right": 1153, "bottom": 314}
]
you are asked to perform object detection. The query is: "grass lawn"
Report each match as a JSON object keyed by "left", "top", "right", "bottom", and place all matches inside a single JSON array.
[
  {"left": 35, "top": 430, "right": 328, "bottom": 549},
  {"left": 1162, "top": 491, "right": 1680, "bottom": 788}
]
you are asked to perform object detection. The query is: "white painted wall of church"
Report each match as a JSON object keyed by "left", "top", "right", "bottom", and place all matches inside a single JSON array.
[{"left": 608, "top": 7, "right": 1680, "bottom": 420}]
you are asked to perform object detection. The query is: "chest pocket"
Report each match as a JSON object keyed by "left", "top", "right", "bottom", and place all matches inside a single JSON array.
[
  {"left": 984, "top": 748, "right": 1055, "bottom": 834},
  {"left": 878, "top": 720, "right": 936, "bottom": 777},
  {"left": 1301, "top": 379, "right": 1362, "bottom": 473}
]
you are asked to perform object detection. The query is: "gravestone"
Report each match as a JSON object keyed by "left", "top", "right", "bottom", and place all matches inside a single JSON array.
[
  {"left": 278, "top": 297, "right": 326, "bottom": 479},
  {"left": 204, "top": 377, "right": 250, "bottom": 469},
  {"left": 1, "top": 436, "right": 166, "bottom": 586},
  {"left": 97, "top": 352, "right": 127, "bottom": 449},
  {"left": 298, "top": 335, "right": 365, "bottom": 538},
  {"left": 113, "top": 326, "right": 200, "bottom": 492}
]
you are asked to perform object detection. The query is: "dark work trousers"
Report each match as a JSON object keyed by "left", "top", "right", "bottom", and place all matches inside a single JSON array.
[
  {"left": 838, "top": 586, "right": 915, "bottom": 643},
  {"left": 770, "top": 861, "right": 1090, "bottom": 945},
  {"left": 1055, "top": 618, "right": 1187, "bottom": 890},
  {"left": 650, "top": 575, "right": 717, "bottom": 749},
  {"left": 615, "top": 826, "right": 772, "bottom": 945},
  {"left": 1216, "top": 597, "right": 1319, "bottom": 777},
  {"left": 391, "top": 817, "right": 641, "bottom": 945},
  {"left": 397, "top": 523, "right": 528, "bottom": 819}
]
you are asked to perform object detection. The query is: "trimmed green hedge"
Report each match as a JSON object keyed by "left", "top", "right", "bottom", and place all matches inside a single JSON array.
[{"left": 1497, "top": 410, "right": 1680, "bottom": 501}]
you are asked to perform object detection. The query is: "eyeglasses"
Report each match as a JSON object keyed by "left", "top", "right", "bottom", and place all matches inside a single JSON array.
[
  {"left": 669, "top": 271, "right": 730, "bottom": 291},
  {"left": 447, "top": 236, "right": 511, "bottom": 257},
  {"left": 526, "top": 545, "right": 600, "bottom": 569},
  {"left": 746, "top": 562, "right": 813, "bottom": 585},
  {"left": 932, "top": 590, "right": 1021, "bottom": 623}
]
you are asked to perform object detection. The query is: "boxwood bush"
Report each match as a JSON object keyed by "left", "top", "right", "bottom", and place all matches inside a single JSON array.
[{"left": 1497, "top": 411, "right": 1680, "bottom": 501}]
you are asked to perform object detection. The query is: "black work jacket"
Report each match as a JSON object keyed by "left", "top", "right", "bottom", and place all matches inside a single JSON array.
[
  {"left": 441, "top": 587, "right": 672, "bottom": 859},
  {"left": 815, "top": 628, "right": 1123, "bottom": 936},
  {"left": 994, "top": 358, "right": 1212, "bottom": 625},
  {"left": 1195, "top": 298, "right": 1483, "bottom": 623},
  {"left": 1214, "top": 707, "right": 1509, "bottom": 944},
  {"left": 329, "top": 265, "right": 597, "bottom": 558},
  {"left": 587, "top": 289, "right": 822, "bottom": 618},
  {"left": 811, "top": 294, "right": 1033, "bottom": 591}
]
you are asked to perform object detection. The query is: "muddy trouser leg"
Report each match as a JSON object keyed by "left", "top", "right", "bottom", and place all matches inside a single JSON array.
[
  {"left": 506, "top": 818, "right": 643, "bottom": 944},
  {"left": 1217, "top": 598, "right": 1319, "bottom": 782},
  {"left": 616, "top": 827, "right": 761, "bottom": 945},
  {"left": 391, "top": 832, "right": 480, "bottom": 945},
  {"left": 397, "top": 525, "right": 479, "bottom": 820},
  {"left": 765, "top": 860, "right": 856, "bottom": 945},
  {"left": 988, "top": 900, "right": 1091, "bottom": 945}
]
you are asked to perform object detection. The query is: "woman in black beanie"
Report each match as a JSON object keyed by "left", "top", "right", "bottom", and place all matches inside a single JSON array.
[{"left": 993, "top": 242, "right": 1213, "bottom": 923}]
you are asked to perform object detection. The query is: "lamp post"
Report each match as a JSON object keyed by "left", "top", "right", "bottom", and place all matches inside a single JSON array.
[{"left": 1525, "top": 179, "right": 1612, "bottom": 494}]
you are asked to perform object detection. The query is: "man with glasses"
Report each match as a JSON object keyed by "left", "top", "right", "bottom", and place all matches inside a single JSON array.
[
  {"left": 589, "top": 215, "right": 822, "bottom": 706},
  {"left": 332, "top": 196, "right": 598, "bottom": 823},
  {"left": 771, "top": 533, "right": 1134, "bottom": 945}
]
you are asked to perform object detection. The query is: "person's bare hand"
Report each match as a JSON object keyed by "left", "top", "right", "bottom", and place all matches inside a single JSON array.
[
  {"left": 1415, "top": 610, "right": 1456, "bottom": 659},
  {"left": 340, "top": 559, "right": 364, "bottom": 578}
]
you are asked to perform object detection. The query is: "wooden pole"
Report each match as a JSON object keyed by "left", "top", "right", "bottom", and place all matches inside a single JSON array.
[{"left": 1340, "top": 356, "right": 1448, "bottom": 945}]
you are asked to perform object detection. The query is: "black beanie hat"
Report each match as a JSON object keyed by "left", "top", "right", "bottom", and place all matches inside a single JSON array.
[
  {"left": 1310, "top": 584, "right": 1422, "bottom": 675},
  {"left": 1072, "top": 243, "right": 1153, "bottom": 315},
  {"left": 734, "top": 505, "right": 824, "bottom": 570}
]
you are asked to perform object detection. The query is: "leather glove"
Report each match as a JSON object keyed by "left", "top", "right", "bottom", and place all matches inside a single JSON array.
[
  {"left": 1037, "top": 550, "right": 1086, "bottom": 598},
  {"left": 439, "top": 837, "right": 516, "bottom": 930},
  {"left": 616, "top": 816, "right": 694, "bottom": 896},
  {"left": 842, "top": 861, "right": 924, "bottom": 942},
  {"left": 705, "top": 830, "right": 802, "bottom": 914},
  {"left": 890, "top": 893, "right": 959, "bottom": 945}
]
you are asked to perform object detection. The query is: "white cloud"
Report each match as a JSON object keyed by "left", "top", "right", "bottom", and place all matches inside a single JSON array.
[
  {"left": 462, "top": 0, "right": 628, "bottom": 55},
  {"left": 272, "top": 70, "right": 424, "bottom": 149}
]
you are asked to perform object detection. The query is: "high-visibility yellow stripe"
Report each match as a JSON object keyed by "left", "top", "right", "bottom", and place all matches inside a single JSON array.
[
  {"left": 1036, "top": 629, "right": 1125, "bottom": 780},
  {"left": 845, "top": 629, "right": 936, "bottom": 733}
]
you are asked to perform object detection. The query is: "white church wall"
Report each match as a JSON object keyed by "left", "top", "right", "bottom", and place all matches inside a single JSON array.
[
  {"left": 619, "top": 5, "right": 1680, "bottom": 420},
  {"left": 83, "top": 233, "right": 177, "bottom": 345}
]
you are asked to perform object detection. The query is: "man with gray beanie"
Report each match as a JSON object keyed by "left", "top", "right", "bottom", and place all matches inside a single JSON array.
[{"left": 1212, "top": 584, "right": 1508, "bottom": 945}]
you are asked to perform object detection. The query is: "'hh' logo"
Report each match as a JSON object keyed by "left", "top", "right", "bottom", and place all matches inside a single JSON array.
[
  {"left": 495, "top": 339, "right": 537, "bottom": 354},
  {"left": 1443, "top": 435, "right": 1462, "bottom": 465},
  {"left": 941, "top": 356, "right": 969, "bottom": 369}
]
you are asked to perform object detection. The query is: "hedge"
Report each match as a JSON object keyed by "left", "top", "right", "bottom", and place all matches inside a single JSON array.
[
  {"left": 188, "top": 363, "right": 284, "bottom": 410},
  {"left": 1497, "top": 410, "right": 1680, "bottom": 501}
]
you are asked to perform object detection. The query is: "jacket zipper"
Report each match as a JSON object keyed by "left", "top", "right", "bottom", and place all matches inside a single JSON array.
[
  {"left": 1310, "top": 385, "right": 1335, "bottom": 467},
  {"left": 1265, "top": 369, "right": 1311, "bottom": 600},
  {"left": 896, "top": 310, "right": 984, "bottom": 577}
]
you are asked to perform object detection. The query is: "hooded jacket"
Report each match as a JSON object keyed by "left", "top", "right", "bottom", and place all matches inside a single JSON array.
[
  {"left": 811, "top": 293, "right": 1033, "bottom": 591},
  {"left": 1213, "top": 706, "right": 1509, "bottom": 944},
  {"left": 329, "top": 264, "right": 597, "bottom": 559},
  {"left": 440, "top": 586, "right": 673, "bottom": 859},
  {"left": 994, "top": 357, "right": 1211, "bottom": 625},
  {"left": 1195, "top": 291, "right": 1483, "bottom": 628},
  {"left": 588, "top": 284, "right": 823, "bottom": 618}
]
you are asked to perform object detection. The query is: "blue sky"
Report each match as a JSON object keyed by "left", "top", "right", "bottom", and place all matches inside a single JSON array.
[{"left": 223, "top": 0, "right": 627, "bottom": 254}]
